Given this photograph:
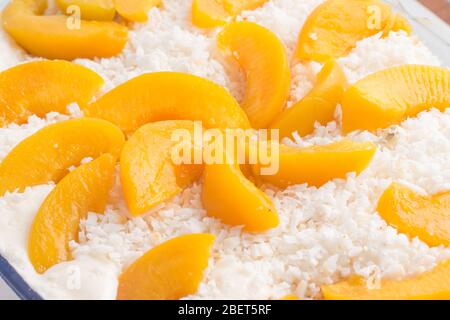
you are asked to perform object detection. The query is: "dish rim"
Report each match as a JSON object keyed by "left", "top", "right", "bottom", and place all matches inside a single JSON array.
[{"left": 0, "top": 254, "right": 42, "bottom": 300}]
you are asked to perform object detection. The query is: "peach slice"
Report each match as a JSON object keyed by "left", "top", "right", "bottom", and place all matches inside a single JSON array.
[
  {"left": 377, "top": 183, "right": 450, "bottom": 247},
  {"left": 202, "top": 163, "right": 279, "bottom": 232},
  {"left": 252, "top": 140, "right": 376, "bottom": 189},
  {"left": 192, "top": 0, "right": 267, "bottom": 28},
  {"left": 342, "top": 65, "right": 450, "bottom": 132},
  {"left": 217, "top": 21, "right": 291, "bottom": 128},
  {"left": 0, "top": 118, "right": 125, "bottom": 196},
  {"left": 115, "top": 0, "right": 160, "bottom": 22},
  {"left": 117, "top": 234, "right": 215, "bottom": 300},
  {"left": 282, "top": 294, "right": 299, "bottom": 300},
  {"left": 192, "top": 0, "right": 229, "bottom": 28},
  {"left": 121, "top": 120, "right": 203, "bottom": 216},
  {"left": 294, "top": 0, "right": 411, "bottom": 62},
  {"left": 2, "top": 0, "right": 128, "bottom": 59},
  {"left": 270, "top": 60, "right": 347, "bottom": 139},
  {"left": 28, "top": 154, "right": 116, "bottom": 274},
  {"left": 85, "top": 72, "right": 251, "bottom": 133},
  {"left": 56, "top": 0, "right": 116, "bottom": 21},
  {"left": 223, "top": 0, "right": 267, "bottom": 13},
  {"left": 0, "top": 60, "right": 104, "bottom": 126},
  {"left": 322, "top": 259, "right": 450, "bottom": 300}
]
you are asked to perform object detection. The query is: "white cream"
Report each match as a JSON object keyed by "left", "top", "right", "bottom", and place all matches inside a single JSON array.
[{"left": 0, "top": 185, "right": 119, "bottom": 300}]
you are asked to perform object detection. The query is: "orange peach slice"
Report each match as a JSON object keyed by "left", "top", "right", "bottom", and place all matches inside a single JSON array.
[
  {"left": 0, "top": 60, "right": 104, "bottom": 126},
  {"left": 56, "top": 0, "right": 116, "bottom": 21},
  {"left": 2, "top": 0, "right": 128, "bottom": 59},
  {"left": 192, "top": 0, "right": 267, "bottom": 28},
  {"left": 217, "top": 21, "right": 291, "bottom": 128},
  {"left": 28, "top": 154, "right": 116, "bottom": 274},
  {"left": 281, "top": 294, "right": 299, "bottom": 300},
  {"left": 322, "top": 259, "right": 450, "bottom": 300},
  {"left": 377, "top": 183, "right": 450, "bottom": 247},
  {"left": 121, "top": 120, "right": 203, "bottom": 216},
  {"left": 385, "top": 12, "right": 411, "bottom": 36},
  {"left": 270, "top": 60, "right": 347, "bottom": 139},
  {"left": 252, "top": 140, "right": 376, "bottom": 189},
  {"left": 117, "top": 234, "right": 215, "bottom": 300},
  {"left": 115, "top": 0, "right": 160, "bottom": 22},
  {"left": 342, "top": 65, "right": 450, "bottom": 132},
  {"left": 223, "top": 0, "right": 267, "bottom": 13},
  {"left": 202, "top": 163, "right": 279, "bottom": 232},
  {"left": 85, "top": 72, "right": 251, "bottom": 133},
  {"left": 294, "top": 0, "right": 411, "bottom": 62},
  {"left": 0, "top": 118, "right": 125, "bottom": 196},
  {"left": 192, "top": 0, "right": 229, "bottom": 28}
]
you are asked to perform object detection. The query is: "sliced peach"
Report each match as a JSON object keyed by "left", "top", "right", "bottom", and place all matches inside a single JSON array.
[
  {"left": 85, "top": 72, "right": 250, "bottom": 133},
  {"left": 322, "top": 259, "right": 450, "bottom": 300},
  {"left": 115, "top": 0, "right": 160, "bottom": 22},
  {"left": 117, "top": 234, "right": 215, "bottom": 300},
  {"left": 121, "top": 120, "right": 203, "bottom": 216},
  {"left": 223, "top": 0, "right": 267, "bottom": 13},
  {"left": 377, "top": 183, "right": 450, "bottom": 247},
  {"left": 342, "top": 65, "right": 450, "bottom": 132},
  {"left": 202, "top": 163, "right": 279, "bottom": 232},
  {"left": 2, "top": 0, "right": 128, "bottom": 59},
  {"left": 270, "top": 60, "right": 347, "bottom": 139},
  {"left": 388, "top": 13, "right": 411, "bottom": 35},
  {"left": 252, "top": 140, "right": 376, "bottom": 189},
  {"left": 281, "top": 294, "right": 299, "bottom": 300},
  {"left": 0, "top": 118, "right": 125, "bottom": 196},
  {"left": 0, "top": 60, "right": 104, "bottom": 126},
  {"left": 28, "top": 154, "right": 116, "bottom": 274},
  {"left": 192, "top": 0, "right": 267, "bottom": 28},
  {"left": 56, "top": 0, "right": 116, "bottom": 21},
  {"left": 294, "top": 0, "right": 411, "bottom": 62},
  {"left": 217, "top": 21, "right": 291, "bottom": 128},
  {"left": 192, "top": 0, "right": 229, "bottom": 28}
]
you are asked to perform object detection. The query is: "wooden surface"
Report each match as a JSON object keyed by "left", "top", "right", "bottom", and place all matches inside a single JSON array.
[{"left": 419, "top": 0, "right": 450, "bottom": 24}]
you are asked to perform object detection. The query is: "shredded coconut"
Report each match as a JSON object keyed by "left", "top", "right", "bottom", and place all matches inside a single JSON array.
[
  {"left": 238, "top": 0, "right": 324, "bottom": 57},
  {"left": 0, "top": 0, "right": 449, "bottom": 300},
  {"left": 73, "top": 110, "right": 450, "bottom": 300},
  {"left": 338, "top": 31, "right": 441, "bottom": 83}
]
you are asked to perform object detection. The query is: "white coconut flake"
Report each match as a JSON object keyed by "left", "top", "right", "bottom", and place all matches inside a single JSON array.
[
  {"left": 72, "top": 110, "right": 450, "bottom": 300},
  {"left": 238, "top": 0, "right": 324, "bottom": 57},
  {"left": 0, "top": 0, "right": 449, "bottom": 300},
  {"left": 338, "top": 31, "right": 441, "bottom": 83}
]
